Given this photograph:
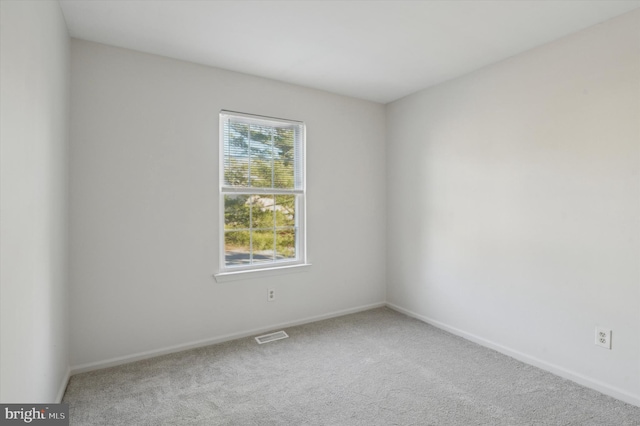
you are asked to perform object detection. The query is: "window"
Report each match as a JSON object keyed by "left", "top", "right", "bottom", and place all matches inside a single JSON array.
[{"left": 219, "top": 111, "right": 306, "bottom": 274}]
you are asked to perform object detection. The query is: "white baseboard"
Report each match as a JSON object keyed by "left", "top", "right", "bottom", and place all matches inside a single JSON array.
[
  {"left": 386, "top": 303, "right": 640, "bottom": 408},
  {"left": 56, "top": 366, "right": 70, "bottom": 403},
  {"left": 71, "top": 301, "right": 386, "bottom": 375}
]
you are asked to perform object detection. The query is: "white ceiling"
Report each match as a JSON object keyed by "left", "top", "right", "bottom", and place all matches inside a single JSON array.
[{"left": 59, "top": 0, "right": 640, "bottom": 104}]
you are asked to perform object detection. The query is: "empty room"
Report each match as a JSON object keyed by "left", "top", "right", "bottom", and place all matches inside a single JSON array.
[{"left": 1, "top": 0, "right": 639, "bottom": 424}]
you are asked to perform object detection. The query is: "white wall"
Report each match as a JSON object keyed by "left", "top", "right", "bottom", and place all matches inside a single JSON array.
[
  {"left": 387, "top": 9, "right": 640, "bottom": 405},
  {"left": 69, "top": 40, "right": 387, "bottom": 368},
  {"left": 0, "top": 0, "right": 70, "bottom": 402}
]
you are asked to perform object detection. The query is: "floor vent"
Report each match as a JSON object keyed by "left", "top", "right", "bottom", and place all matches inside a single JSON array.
[{"left": 255, "top": 330, "right": 289, "bottom": 344}]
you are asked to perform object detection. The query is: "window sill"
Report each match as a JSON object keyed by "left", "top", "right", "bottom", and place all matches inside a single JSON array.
[{"left": 214, "top": 263, "right": 312, "bottom": 283}]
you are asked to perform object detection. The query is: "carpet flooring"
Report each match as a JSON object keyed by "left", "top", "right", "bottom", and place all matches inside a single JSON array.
[{"left": 63, "top": 307, "right": 640, "bottom": 425}]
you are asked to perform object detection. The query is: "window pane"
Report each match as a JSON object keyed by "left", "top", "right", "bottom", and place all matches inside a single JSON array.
[
  {"left": 224, "top": 195, "right": 250, "bottom": 230},
  {"left": 275, "top": 195, "right": 295, "bottom": 228},
  {"left": 251, "top": 195, "right": 274, "bottom": 229},
  {"left": 276, "top": 228, "right": 296, "bottom": 260},
  {"left": 251, "top": 230, "right": 275, "bottom": 264},
  {"left": 225, "top": 230, "right": 250, "bottom": 266},
  {"left": 273, "top": 127, "right": 295, "bottom": 189},
  {"left": 224, "top": 122, "right": 249, "bottom": 187},
  {"left": 249, "top": 125, "right": 274, "bottom": 188}
]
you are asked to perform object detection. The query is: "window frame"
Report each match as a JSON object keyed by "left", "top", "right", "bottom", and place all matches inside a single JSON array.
[{"left": 217, "top": 110, "right": 307, "bottom": 278}]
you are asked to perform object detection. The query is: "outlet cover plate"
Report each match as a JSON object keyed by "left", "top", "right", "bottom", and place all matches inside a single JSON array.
[{"left": 595, "top": 327, "right": 611, "bottom": 349}]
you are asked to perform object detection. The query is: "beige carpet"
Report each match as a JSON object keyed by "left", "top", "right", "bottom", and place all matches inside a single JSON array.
[{"left": 63, "top": 307, "right": 640, "bottom": 425}]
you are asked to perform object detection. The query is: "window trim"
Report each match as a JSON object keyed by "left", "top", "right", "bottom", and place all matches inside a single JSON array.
[
  {"left": 216, "top": 110, "right": 308, "bottom": 279},
  {"left": 214, "top": 263, "right": 311, "bottom": 283}
]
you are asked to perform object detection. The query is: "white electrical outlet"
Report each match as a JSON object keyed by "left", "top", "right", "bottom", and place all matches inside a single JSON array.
[
  {"left": 595, "top": 327, "right": 611, "bottom": 349},
  {"left": 268, "top": 289, "right": 275, "bottom": 302}
]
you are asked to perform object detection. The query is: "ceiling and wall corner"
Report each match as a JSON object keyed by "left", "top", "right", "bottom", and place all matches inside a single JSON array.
[{"left": 58, "top": 0, "right": 640, "bottom": 103}]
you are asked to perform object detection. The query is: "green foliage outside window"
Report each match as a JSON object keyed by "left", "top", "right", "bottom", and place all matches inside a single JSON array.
[{"left": 224, "top": 194, "right": 296, "bottom": 257}]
